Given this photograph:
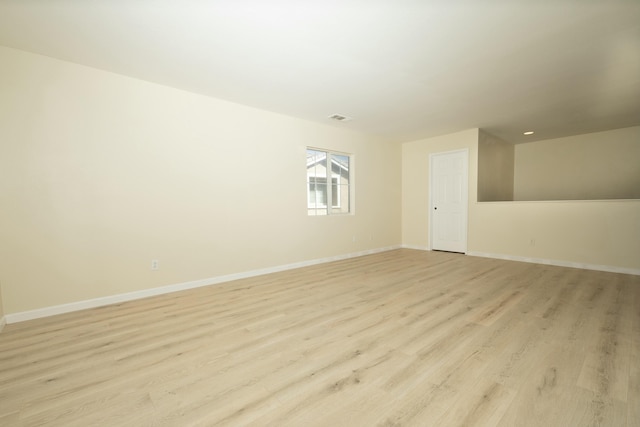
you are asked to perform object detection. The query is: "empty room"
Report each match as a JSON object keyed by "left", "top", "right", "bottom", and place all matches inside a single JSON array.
[{"left": 1, "top": 1, "right": 639, "bottom": 426}]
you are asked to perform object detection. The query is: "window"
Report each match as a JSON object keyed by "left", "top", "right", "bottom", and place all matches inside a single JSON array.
[{"left": 307, "top": 148, "right": 351, "bottom": 215}]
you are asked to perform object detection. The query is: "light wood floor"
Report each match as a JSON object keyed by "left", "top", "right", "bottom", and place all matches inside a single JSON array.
[{"left": 1, "top": 249, "right": 639, "bottom": 426}]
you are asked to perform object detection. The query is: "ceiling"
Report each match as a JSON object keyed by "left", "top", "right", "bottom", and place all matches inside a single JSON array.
[{"left": 0, "top": 0, "right": 639, "bottom": 143}]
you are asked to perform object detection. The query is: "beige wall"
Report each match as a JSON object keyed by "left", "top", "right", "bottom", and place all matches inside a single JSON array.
[
  {"left": 0, "top": 283, "right": 4, "bottom": 324},
  {"left": 477, "top": 130, "right": 514, "bottom": 201},
  {"left": 471, "top": 200, "right": 640, "bottom": 270},
  {"left": 402, "top": 128, "right": 640, "bottom": 271},
  {"left": 402, "top": 129, "right": 479, "bottom": 249},
  {"left": 514, "top": 127, "right": 640, "bottom": 201},
  {"left": 0, "top": 47, "right": 401, "bottom": 314}
]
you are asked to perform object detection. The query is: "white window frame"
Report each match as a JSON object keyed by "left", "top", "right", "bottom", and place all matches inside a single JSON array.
[{"left": 306, "top": 148, "right": 352, "bottom": 216}]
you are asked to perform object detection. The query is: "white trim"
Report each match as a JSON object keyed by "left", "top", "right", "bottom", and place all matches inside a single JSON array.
[
  {"left": 467, "top": 251, "right": 640, "bottom": 276},
  {"left": 0, "top": 316, "right": 6, "bottom": 332},
  {"left": 4, "top": 245, "right": 402, "bottom": 324},
  {"left": 401, "top": 244, "right": 431, "bottom": 251}
]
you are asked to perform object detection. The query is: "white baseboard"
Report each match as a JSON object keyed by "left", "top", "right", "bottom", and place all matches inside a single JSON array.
[
  {"left": 467, "top": 251, "right": 640, "bottom": 276},
  {"left": 401, "top": 244, "right": 431, "bottom": 251},
  {"left": 0, "top": 316, "right": 5, "bottom": 332},
  {"left": 4, "top": 245, "right": 402, "bottom": 324}
]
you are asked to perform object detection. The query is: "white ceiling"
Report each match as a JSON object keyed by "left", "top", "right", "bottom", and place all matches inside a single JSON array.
[{"left": 1, "top": 0, "right": 639, "bottom": 143}]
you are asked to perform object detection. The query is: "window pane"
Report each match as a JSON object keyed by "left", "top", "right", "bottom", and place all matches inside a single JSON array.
[
  {"left": 308, "top": 182, "right": 316, "bottom": 204},
  {"left": 334, "top": 154, "right": 349, "bottom": 178},
  {"left": 316, "top": 181, "right": 327, "bottom": 206},
  {"left": 332, "top": 184, "right": 350, "bottom": 214},
  {"left": 331, "top": 154, "right": 349, "bottom": 214},
  {"left": 307, "top": 149, "right": 327, "bottom": 179},
  {"left": 331, "top": 177, "right": 339, "bottom": 207},
  {"left": 307, "top": 149, "right": 329, "bottom": 215},
  {"left": 308, "top": 177, "right": 327, "bottom": 206}
]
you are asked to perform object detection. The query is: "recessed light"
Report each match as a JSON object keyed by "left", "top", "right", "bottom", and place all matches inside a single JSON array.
[{"left": 523, "top": 131, "right": 534, "bottom": 135}]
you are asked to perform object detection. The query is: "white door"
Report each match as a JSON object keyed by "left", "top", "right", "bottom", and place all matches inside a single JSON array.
[{"left": 430, "top": 149, "right": 468, "bottom": 253}]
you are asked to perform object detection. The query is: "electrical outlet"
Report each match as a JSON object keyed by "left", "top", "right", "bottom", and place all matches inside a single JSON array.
[
  {"left": 529, "top": 239, "right": 536, "bottom": 246},
  {"left": 151, "top": 259, "right": 159, "bottom": 270}
]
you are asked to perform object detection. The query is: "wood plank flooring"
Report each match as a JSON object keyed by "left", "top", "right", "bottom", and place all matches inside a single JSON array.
[{"left": 0, "top": 249, "right": 638, "bottom": 426}]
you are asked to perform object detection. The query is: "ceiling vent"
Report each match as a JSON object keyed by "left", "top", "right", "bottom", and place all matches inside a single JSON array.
[{"left": 328, "top": 114, "right": 353, "bottom": 122}]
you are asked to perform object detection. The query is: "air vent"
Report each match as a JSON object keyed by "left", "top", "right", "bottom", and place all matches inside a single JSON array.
[{"left": 328, "top": 114, "right": 353, "bottom": 122}]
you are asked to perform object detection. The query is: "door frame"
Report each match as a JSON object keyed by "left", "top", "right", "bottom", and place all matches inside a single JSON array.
[{"left": 428, "top": 148, "right": 469, "bottom": 253}]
